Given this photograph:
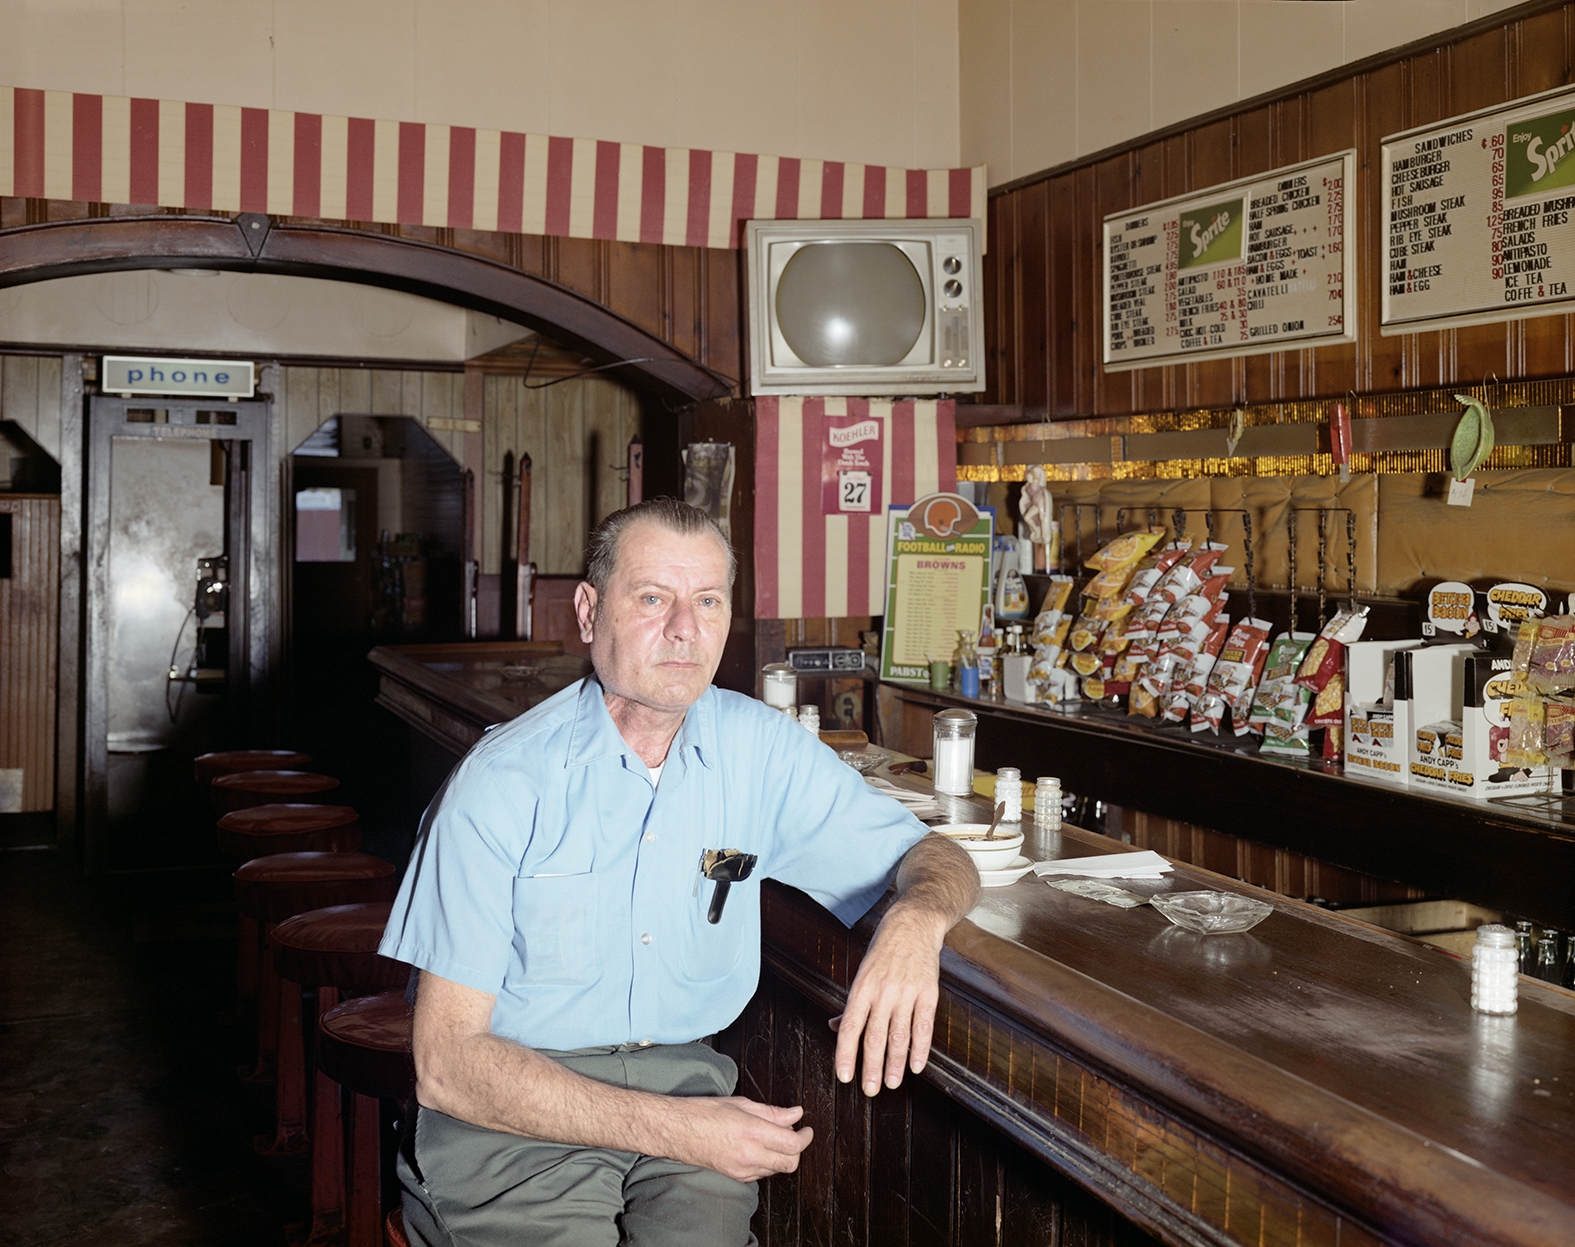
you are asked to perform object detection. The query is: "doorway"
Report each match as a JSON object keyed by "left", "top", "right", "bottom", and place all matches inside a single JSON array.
[{"left": 287, "top": 415, "right": 464, "bottom": 842}]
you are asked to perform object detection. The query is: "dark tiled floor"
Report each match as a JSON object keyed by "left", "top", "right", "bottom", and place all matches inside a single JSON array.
[{"left": 1, "top": 789, "right": 417, "bottom": 1247}]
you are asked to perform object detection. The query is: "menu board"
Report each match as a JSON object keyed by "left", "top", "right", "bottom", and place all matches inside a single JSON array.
[
  {"left": 879, "top": 493, "right": 994, "bottom": 683},
  {"left": 1103, "top": 151, "right": 1356, "bottom": 370},
  {"left": 1383, "top": 84, "right": 1575, "bottom": 332}
]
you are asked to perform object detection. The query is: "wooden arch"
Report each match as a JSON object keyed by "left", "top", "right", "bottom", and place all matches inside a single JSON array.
[{"left": 0, "top": 212, "right": 733, "bottom": 403}]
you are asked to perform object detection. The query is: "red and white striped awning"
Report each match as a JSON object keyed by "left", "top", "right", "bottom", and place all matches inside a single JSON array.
[{"left": 1, "top": 86, "right": 985, "bottom": 249}]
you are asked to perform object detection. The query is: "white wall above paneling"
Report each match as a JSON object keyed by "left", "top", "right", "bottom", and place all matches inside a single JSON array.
[
  {"left": 0, "top": 271, "right": 530, "bottom": 362},
  {"left": 960, "top": 0, "right": 1530, "bottom": 187},
  {"left": 0, "top": 0, "right": 963, "bottom": 172}
]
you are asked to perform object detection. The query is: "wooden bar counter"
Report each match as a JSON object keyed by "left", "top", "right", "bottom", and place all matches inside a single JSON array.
[
  {"left": 878, "top": 681, "right": 1575, "bottom": 930},
  {"left": 729, "top": 778, "right": 1575, "bottom": 1247},
  {"left": 369, "top": 651, "right": 1575, "bottom": 1245}
]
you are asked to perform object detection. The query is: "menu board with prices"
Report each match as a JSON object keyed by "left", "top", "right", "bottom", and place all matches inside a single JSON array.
[
  {"left": 1383, "top": 84, "right": 1575, "bottom": 332},
  {"left": 1102, "top": 151, "right": 1356, "bottom": 370}
]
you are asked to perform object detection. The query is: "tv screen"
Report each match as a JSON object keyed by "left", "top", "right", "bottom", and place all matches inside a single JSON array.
[{"left": 746, "top": 218, "right": 984, "bottom": 397}]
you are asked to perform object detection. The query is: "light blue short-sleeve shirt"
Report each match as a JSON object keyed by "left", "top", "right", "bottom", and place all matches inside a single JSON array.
[{"left": 380, "top": 676, "right": 928, "bottom": 1050}]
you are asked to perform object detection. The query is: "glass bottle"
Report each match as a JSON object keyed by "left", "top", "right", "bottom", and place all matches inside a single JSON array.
[
  {"left": 931, "top": 708, "right": 978, "bottom": 796},
  {"left": 1471, "top": 924, "right": 1518, "bottom": 1015},
  {"left": 761, "top": 662, "right": 798, "bottom": 712},
  {"left": 1034, "top": 776, "right": 1063, "bottom": 830},
  {"left": 995, "top": 767, "right": 1022, "bottom": 822},
  {"left": 1536, "top": 931, "right": 1561, "bottom": 983},
  {"left": 1514, "top": 920, "right": 1536, "bottom": 974}
]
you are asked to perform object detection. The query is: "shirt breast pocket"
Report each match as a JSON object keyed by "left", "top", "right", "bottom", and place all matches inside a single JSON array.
[
  {"left": 511, "top": 872, "right": 598, "bottom": 985},
  {"left": 675, "top": 880, "right": 752, "bottom": 986}
]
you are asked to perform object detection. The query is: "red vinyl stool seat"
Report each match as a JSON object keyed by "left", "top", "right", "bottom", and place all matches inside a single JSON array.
[
  {"left": 385, "top": 1206, "right": 410, "bottom": 1247},
  {"left": 317, "top": 992, "right": 416, "bottom": 1247},
  {"left": 212, "top": 769, "right": 339, "bottom": 816},
  {"left": 220, "top": 805, "right": 364, "bottom": 1020},
  {"left": 218, "top": 803, "right": 362, "bottom": 862},
  {"left": 271, "top": 902, "right": 410, "bottom": 1239},
  {"left": 232, "top": 853, "right": 398, "bottom": 1110},
  {"left": 195, "top": 749, "right": 312, "bottom": 786}
]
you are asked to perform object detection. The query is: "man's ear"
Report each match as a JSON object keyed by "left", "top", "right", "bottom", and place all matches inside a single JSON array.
[{"left": 573, "top": 582, "right": 597, "bottom": 644}]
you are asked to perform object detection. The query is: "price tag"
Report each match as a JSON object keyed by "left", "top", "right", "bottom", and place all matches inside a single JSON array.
[
  {"left": 838, "top": 469, "right": 872, "bottom": 512},
  {"left": 1446, "top": 476, "right": 1476, "bottom": 507}
]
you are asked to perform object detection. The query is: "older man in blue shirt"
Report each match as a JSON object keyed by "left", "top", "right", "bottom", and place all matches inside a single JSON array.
[{"left": 382, "top": 497, "right": 979, "bottom": 1247}]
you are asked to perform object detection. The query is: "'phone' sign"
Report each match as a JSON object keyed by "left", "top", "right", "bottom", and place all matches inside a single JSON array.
[{"left": 102, "top": 356, "right": 256, "bottom": 399}]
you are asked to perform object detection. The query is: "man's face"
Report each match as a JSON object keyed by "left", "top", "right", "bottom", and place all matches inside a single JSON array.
[{"left": 575, "top": 520, "right": 732, "bottom": 718}]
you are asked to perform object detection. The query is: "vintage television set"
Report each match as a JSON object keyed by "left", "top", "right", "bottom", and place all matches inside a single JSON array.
[{"left": 745, "top": 217, "right": 985, "bottom": 397}]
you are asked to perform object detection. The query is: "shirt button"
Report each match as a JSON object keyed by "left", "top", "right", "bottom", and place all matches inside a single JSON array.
[
  {"left": 640, "top": 932, "right": 653, "bottom": 945},
  {"left": 639, "top": 1038, "right": 652, "bottom": 1047},
  {"left": 643, "top": 832, "right": 656, "bottom": 843}
]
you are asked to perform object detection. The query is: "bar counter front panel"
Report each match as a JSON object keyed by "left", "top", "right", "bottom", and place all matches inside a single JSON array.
[{"left": 371, "top": 645, "right": 1575, "bottom": 1247}]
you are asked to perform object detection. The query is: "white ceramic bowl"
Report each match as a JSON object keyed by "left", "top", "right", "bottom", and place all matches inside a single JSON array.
[{"left": 933, "top": 822, "right": 1025, "bottom": 871}]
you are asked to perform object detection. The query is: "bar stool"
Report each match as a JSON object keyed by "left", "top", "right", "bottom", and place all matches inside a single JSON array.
[
  {"left": 271, "top": 902, "right": 410, "bottom": 1234},
  {"left": 233, "top": 852, "right": 398, "bottom": 1091},
  {"left": 212, "top": 769, "right": 340, "bottom": 817},
  {"left": 218, "top": 803, "right": 362, "bottom": 862},
  {"left": 317, "top": 992, "right": 416, "bottom": 1247},
  {"left": 195, "top": 749, "right": 313, "bottom": 786},
  {"left": 219, "top": 804, "right": 364, "bottom": 1018}
]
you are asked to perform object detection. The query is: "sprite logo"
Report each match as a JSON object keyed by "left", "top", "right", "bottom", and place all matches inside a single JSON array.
[
  {"left": 1507, "top": 107, "right": 1575, "bottom": 198},
  {"left": 1177, "top": 198, "right": 1244, "bottom": 269}
]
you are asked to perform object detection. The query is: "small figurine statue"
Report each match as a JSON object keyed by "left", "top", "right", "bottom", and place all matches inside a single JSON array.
[{"left": 1020, "top": 465, "right": 1052, "bottom": 570}]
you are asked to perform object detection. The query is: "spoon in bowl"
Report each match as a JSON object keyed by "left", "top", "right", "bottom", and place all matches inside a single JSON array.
[{"left": 984, "top": 801, "right": 1005, "bottom": 841}]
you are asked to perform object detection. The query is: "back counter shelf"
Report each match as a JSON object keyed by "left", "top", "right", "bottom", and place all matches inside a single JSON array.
[{"left": 876, "top": 680, "right": 1575, "bottom": 931}]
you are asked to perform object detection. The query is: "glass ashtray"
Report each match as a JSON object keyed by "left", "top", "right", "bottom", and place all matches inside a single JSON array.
[
  {"left": 1150, "top": 890, "right": 1273, "bottom": 935},
  {"left": 837, "top": 747, "right": 890, "bottom": 774}
]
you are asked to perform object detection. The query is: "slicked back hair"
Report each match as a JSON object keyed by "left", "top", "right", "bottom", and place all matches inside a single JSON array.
[{"left": 583, "top": 497, "right": 737, "bottom": 598}]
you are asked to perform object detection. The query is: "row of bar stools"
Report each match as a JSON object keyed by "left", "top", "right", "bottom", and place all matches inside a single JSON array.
[
  {"left": 316, "top": 992, "right": 417, "bottom": 1247},
  {"left": 195, "top": 749, "right": 313, "bottom": 786},
  {"left": 213, "top": 768, "right": 341, "bottom": 817},
  {"left": 272, "top": 902, "right": 411, "bottom": 1240},
  {"left": 234, "top": 852, "right": 399, "bottom": 1092},
  {"left": 219, "top": 804, "right": 364, "bottom": 1018}
]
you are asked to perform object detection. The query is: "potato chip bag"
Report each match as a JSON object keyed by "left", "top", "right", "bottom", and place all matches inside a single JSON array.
[{"left": 1083, "top": 529, "right": 1164, "bottom": 574}]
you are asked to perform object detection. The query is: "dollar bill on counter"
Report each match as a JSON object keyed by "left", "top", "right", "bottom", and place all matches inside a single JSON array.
[{"left": 1048, "top": 879, "right": 1150, "bottom": 908}]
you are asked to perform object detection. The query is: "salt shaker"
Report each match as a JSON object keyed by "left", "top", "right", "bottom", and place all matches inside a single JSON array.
[
  {"left": 1033, "top": 776, "right": 1062, "bottom": 831},
  {"left": 931, "top": 708, "right": 977, "bottom": 796},
  {"left": 1471, "top": 924, "right": 1519, "bottom": 1015},
  {"left": 995, "top": 767, "right": 1022, "bottom": 822},
  {"left": 798, "top": 705, "right": 820, "bottom": 735}
]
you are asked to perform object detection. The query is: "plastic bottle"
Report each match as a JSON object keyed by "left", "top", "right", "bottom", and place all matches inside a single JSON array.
[{"left": 1471, "top": 924, "right": 1518, "bottom": 1015}]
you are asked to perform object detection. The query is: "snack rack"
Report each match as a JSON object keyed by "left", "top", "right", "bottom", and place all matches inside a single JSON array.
[{"left": 1058, "top": 501, "right": 1364, "bottom": 632}]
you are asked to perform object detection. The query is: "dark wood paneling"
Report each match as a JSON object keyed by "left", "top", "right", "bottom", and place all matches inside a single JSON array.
[{"left": 0, "top": 496, "right": 60, "bottom": 811}]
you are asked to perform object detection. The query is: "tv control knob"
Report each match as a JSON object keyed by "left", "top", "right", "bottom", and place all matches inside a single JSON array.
[
  {"left": 942, "top": 256, "right": 962, "bottom": 274},
  {"left": 943, "top": 279, "right": 963, "bottom": 298}
]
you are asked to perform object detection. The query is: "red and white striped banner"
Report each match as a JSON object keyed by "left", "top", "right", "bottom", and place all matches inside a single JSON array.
[
  {"left": 0, "top": 86, "right": 985, "bottom": 250},
  {"left": 755, "top": 397, "right": 955, "bottom": 619}
]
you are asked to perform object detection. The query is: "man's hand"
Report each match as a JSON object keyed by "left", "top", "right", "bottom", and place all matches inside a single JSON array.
[
  {"left": 828, "top": 832, "right": 979, "bottom": 1095},
  {"left": 413, "top": 971, "right": 811, "bottom": 1181},
  {"left": 666, "top": 1097, "right": 813, "bottom": 1182}
]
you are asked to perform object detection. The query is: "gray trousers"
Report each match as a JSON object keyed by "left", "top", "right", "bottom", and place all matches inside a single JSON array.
[{"left": 397, "top": 1041, "right": 759, "bottom": 1247}]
